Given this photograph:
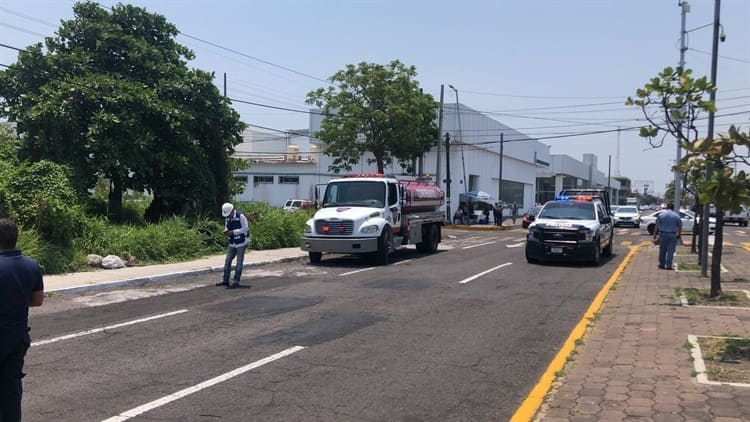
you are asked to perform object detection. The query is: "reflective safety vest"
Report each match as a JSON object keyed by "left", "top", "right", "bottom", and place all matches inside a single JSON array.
[{"left": 225, "top": 211, "right": 248, "bottom": 247}]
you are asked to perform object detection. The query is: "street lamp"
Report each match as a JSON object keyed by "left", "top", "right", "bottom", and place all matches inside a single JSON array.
[{"left": 448, "top": 85, "right": 467, "bottom": 196}]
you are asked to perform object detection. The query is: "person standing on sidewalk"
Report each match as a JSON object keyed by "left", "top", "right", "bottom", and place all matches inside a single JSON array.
[
  {"left": 493, "top": 202, "right": 503, "bottom": 226},
  {"left": 0, "top": 218, "right": 44, "bottom": 422},
  {"left": 217, "top": 203, "right": 250, "bottom": 289},
  {"left": 511, "top": 202, "right": 519, "bottom": 224},
  {"left": 653, "top": 203, "right": 682, "bottom": 270}
]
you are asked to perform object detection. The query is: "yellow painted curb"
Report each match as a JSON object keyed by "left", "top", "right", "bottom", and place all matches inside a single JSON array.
[{"left": 509, "top": 244, "right": 642, "bottom": 422}]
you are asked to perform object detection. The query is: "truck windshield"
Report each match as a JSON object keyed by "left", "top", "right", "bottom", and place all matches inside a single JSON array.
[
  {"left": 322, "top": 181, "right": 386, "bottom": 208},
  {"left": 538, "top": 202, "right": 595, "bottom": 220}
]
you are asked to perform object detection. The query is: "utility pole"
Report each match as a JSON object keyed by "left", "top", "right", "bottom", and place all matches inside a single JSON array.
[
  {"left": 498, "top": 133, "right": 504, "bottom": 202},
  {"left": 444, "top": 132, "right": 452, "bottom": 222},
  {"left": 435, "top": 85, "right": 444, "bottom": 189},
  {"left": 675, "top": 1, "right": 689, "bottom": 212},
  {"left": 223, "top": 72, "right": 227, "bottom": 97},
  {"left": 701, "top": 0, "right": 721, "bottom": 277},
  {"left": 448, "top": 85, "right": 467, "bottom": 194}
]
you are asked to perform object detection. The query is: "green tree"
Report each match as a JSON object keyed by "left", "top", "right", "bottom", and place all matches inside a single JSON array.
[
  {"left": 306, "top": 60, "right": 437, "bottom": 174},
  {"left": 0, "top": 2, "right": 246, "bottom": 222},
  {"left": 627, "top": 67, "right": 750, "bottom": 296}
]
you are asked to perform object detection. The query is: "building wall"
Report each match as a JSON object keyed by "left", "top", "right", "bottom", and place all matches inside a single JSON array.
[{"left": 234, "top": 104, "right": 550, "bottom": 212}]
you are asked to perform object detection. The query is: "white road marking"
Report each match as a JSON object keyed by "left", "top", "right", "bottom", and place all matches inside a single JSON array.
[
  {"left": 462, "top": 241, "right": 496, "bottom": 250},
  {"left": 102, "top": 346, "right": 305, "bottom": 422},
  {"left": 393, "top": 259, "right": 413, "bottom": 265},
  {"left": 31, "top": 310, "right": 189, "bottom": 347},
  {"left": 459, "top": 263, "right": 512, "bottom": 284},
  {"left": 340, "top": 267, "right": 376, "bottom": 276},
  {"left": 506, "top": 242, "right": 525, "bottom": 248}
]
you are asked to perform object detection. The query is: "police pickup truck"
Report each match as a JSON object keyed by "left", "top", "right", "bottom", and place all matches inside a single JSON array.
[{"left": 525, "top": 189, "right": 614, "bottom": 266}]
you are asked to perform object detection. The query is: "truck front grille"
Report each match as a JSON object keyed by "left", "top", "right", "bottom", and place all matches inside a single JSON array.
[
  {"left": 539, "top": 229, "right": 584, "bottom": 242},
  {"left": 315, "top": 220, "right": 354, "bottom": 235}
]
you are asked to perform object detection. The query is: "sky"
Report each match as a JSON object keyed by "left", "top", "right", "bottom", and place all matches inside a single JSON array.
[{"left": 1, "top": 0, "right": 749, "bottom": 196}]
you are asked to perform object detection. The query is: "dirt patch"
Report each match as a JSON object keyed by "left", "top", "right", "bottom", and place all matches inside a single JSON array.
[
  {"left": 676, "top": 287, "right": 750, "bottom": 306},
  {"left": 697, "top": 337, "right": 750, "bottom": 384}
]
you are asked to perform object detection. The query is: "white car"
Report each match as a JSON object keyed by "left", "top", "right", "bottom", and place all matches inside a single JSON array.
[
  {"left": 641, "top": 210, "right": 714, "bottom": 235},
  {"left": 613, "top": 205, "right": 641, "bottom": 228},
  {"left": 282, "top": 199, "right": 313, "bottom": 212}
]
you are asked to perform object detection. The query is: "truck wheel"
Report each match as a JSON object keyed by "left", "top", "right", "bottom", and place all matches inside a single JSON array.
[
  {"left": 525, "top": 251, "right": 537, "bottom": 264},
  {"left": 309, "top": 252, "right": 322, "bottom": 264},
  {"left": 372, "top": 229, "right": 391, "bottom": 265},
  {"left": 591, "top": 241, "right": 601, "bottom": 266},
  {"left": 603, "top": 232, "right": 613, "bottom": 257},
  {"left": 426, "top": 224, "right": 440, "bottom": 253},
  {"left": 418, "top": 224, "right": 440, "bottom": 254},
  {"left": 647, "top": 224, "right": 656, "bottom": 235}
]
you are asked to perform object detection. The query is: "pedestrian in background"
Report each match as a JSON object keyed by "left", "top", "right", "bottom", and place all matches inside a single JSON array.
[
  {"left": 493, "top": 202, "right": 504, "bottom": 226},
  {"left": 511, "top": 202, "right": 519, "bottom": 224},
  {"left": 653, "top": 203, "right": 682, "bottom": 270},
  {"left": 217, "top": 203, "right": 250, "bottom": 289},
  {"left": 0, "top": 218, "right": 44, "bottom": 422}
]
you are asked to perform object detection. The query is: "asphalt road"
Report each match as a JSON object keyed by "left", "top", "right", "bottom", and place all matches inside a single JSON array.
[{"left": 26, "top": 226, "right": 734, "bottom": 421}]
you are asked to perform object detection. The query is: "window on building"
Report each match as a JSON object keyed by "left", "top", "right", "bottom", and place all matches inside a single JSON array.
[
  {"left": 500, "top": 180, "right": 524, "bottom": 208},
  {"left": 536, "top": 176, "right": 556, "bottom": 205},
  {"left": 234, "top": 175, "right": 248, "bottom": 183},
  {"left": 468, "top": 174, "right": 479, "bottom": 192},
  {"left": 253, "top": 175, "right": 274, "bottom": 186},
  {"left": 279, "top": 176, "right": 299, "bottom": 184}
]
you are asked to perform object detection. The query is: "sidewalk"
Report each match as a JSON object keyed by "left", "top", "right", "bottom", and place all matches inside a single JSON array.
[
  {"left": 44, "top": 247, "right": 309, "bottom": 294},
  {"left": 531, "top": 242, "right": 750, "bottom": 421}
]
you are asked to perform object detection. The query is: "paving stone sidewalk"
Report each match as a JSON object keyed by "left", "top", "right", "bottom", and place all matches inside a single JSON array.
[{"left": 534, "top": 242, "right": 750, "bottom": 421}]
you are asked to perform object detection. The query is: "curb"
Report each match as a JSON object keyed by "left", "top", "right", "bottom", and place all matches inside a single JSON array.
[{"left": 47, "top": 255, "right": 307, "bottom": 295}]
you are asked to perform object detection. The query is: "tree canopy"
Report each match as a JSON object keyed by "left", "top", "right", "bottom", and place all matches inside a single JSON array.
[
  {"left": 0, "top": 2, "right": 246, "bottom": 221},
  {"left": 306, "top": 60, "right": 437, "bottom": 174},
  {"left": 627, "top": 66, "right": 750, "bottom": 295}
]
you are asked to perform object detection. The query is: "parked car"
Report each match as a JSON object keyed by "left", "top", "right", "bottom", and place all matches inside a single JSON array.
[
  {"left": 640, "top": 209, "right": 714, "bottom": 235},
  {"left": 521, "top": 206, "right": 542, "bottom": 228},
  {"left": 613, "top": 205, "right": 641, "bottom": 228},
  {"left": 710, "top": 205, "right": 749, "bottom": 227},
  {"left": 282, "top": 199, "right": 313, "bottom": 211}
]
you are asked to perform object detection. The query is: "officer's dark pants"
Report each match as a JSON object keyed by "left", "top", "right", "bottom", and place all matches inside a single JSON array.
[{"left": 0, "top": 338, "right": 29, "bottom": 422}]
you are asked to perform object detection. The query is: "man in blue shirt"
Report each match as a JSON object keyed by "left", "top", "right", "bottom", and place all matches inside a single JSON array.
[
  {"left": 653, "top": 204, "right": 683, "bottom": 270},
  {"left": 0, "top": 218, "right": 44, "bottom": 422}
]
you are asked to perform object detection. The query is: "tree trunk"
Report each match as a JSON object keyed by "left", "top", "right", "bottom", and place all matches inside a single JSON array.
[
  {"left": 709, "top": 210, "right": 723, "bottom": 297},
  {"left": 690, "top": 201, "right": 700, "bottom": 254},
  {"left": 108, "top": 175, "right": 123, "bottom": 222}
]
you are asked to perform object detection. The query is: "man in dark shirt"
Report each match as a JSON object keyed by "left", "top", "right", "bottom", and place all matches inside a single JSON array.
[{"left": 0, "top": 218, "right": 44, "bottom": 421}]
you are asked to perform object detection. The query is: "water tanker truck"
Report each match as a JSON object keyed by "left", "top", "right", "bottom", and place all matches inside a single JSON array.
[{"left": 300, "top": 174, "right": 445, "bottom": 265}]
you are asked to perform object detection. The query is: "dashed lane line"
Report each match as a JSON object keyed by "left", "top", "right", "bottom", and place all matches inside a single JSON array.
[
  {"left": 340, "top": 267, "right": 376, "bottom": 276},
  {"left": 458, "top": 262, "right": 512, "bottom": 284},
  {"left": 31, "top": 310, "right": 189, "bottom": 347},
  {"left": 102, "top": 346, "right": 306, "bottom": 422},
  {"left": 462, "top": 241, "right": 496, "bottom": 250}
]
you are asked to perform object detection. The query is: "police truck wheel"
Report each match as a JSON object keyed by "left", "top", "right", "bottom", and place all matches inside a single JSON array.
[
  {"left": 591, "top": 241, "right": 601, "bottom": 266},
  {"left": 647, "top": 224, "right": 655, "bottom": 235},
  {"left": 603, "top": 233, "right": 613, "bottom": 257},
  {"left": 309, "top": 252, "right": 322, "bottom": 264}
]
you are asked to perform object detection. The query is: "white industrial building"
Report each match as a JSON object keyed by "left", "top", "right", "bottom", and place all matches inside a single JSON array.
[
  {"left": 536, "top": 154, "right": 621, "bottom": 205},
  {"left": 232, "top": 103, "right": 618, "bottom": 215}
]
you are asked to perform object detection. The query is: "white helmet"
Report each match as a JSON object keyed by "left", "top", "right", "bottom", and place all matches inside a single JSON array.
[{"left": 221, "top": 202, "right": 234, "bottom": 217}]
